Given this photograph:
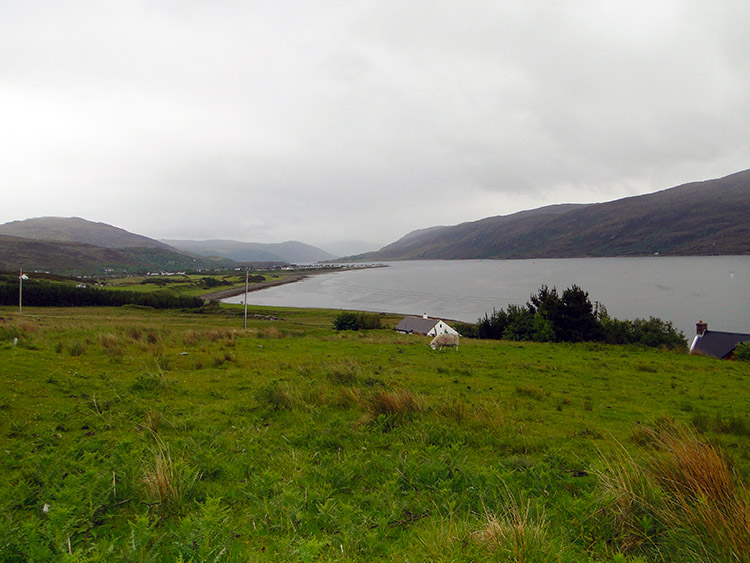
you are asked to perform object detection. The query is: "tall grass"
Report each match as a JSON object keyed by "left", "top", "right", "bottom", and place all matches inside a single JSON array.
[
  {"left": 595, "top": 421, "right": 750, "bottom": 562},
  {"left": 141, "top": 439, "right": 199, "bottom": 510},
  {"left": 473, "top": 491, "right": 555, "bottom": 562}
]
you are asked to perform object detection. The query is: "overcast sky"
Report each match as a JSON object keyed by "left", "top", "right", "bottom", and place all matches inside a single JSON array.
[{"left": 2, "top": 1, "right": 748, "bottom": 250}]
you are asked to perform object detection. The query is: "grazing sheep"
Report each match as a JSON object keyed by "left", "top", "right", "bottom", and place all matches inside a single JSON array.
[{"left": 430, "top": 333, "right": 459, "bottom": 350}]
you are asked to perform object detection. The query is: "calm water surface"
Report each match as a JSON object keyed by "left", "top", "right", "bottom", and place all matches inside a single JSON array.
[{"left": 224, "top": 257, "right": 750, "bottom": 338}]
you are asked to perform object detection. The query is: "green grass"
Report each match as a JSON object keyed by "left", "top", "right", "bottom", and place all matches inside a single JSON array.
[{"left": 0, "top": 305, "right": 748, "bottom": 561}]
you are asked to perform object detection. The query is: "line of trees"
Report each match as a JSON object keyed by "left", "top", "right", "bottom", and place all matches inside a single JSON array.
[
  {"left": 0, "top": 279, "right": 203, "bottom": 309},
  {"left": 475, "top": 285, "right": 686, "bottom": 350}
]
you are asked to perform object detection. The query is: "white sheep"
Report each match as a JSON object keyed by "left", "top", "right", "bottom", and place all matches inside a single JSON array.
[{"left": 430, "top": 333, "right": 459, "bottom": 350}]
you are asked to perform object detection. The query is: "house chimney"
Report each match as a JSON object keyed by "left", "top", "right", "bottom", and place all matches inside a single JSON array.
[
  {"left": 423, "top": 313, "right": 428, "bottom": 319},
  {"left": 696, "top": 321, "right": 708, "bottom": 336}
]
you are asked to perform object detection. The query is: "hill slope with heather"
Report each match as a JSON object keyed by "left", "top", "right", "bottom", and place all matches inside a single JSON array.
[
  {"left": 354, "top": 169, "right": 750, "bottom": 260},
  {"left": 0, "top": 234, "right": 229, "bottom": 274}
]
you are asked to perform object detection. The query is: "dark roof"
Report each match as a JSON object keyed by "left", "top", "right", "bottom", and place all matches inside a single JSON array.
[
  {"left": 395, "top": 317, "right": 440, "bottom": 335},
  {"left": 691, "top": 330, "right": 750, "bottom": 359}
]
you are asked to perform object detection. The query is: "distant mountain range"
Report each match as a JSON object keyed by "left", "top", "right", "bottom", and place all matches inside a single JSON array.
[
  {"left": 162, "top": 239, "right": 336, "bottom": 264},
  {"left": 2, "top": 168, "right": 748, "bottom": 274},
  {"left": 353, "top": 169, "right": 750, "bottom": 260},
  {"left": 0, "top": 217, "right": 335, "bottom": 274}
]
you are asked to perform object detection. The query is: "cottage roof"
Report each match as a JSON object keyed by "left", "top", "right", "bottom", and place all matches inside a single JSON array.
[
  {"left": 691, "top": 330, "right": 750, "bottom": 359},
  {"left": 395, "top": 317, "right": 440, "bottom": 335}
]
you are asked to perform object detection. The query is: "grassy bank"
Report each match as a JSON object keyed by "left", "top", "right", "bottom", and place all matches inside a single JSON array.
[{"left": 1, "top": 305, "right": 748, "bottom": 561}]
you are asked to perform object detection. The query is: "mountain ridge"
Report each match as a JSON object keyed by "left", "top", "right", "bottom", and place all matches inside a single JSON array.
[
  {"left": 0, "top": 234, "right": 230, "bottom": 274},
  {"left": 0, "top": 216, "right": 172, "bottom": 250},
  {"left": 352, "top": 169, "right": 750, "bottom": 260}
]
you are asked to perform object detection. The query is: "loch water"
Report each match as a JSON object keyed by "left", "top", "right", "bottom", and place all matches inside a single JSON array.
[{"left": 223, "top": 257, "right": 750, "bottom": 339}]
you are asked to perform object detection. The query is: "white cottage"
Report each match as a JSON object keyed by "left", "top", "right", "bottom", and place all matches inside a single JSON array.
[{"left": 395, "top": 314, "right": 459, "bottom": 337}]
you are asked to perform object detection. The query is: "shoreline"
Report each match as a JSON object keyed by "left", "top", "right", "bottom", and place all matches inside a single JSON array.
[
  {"left": 200, "top": 273, "right": 310, "bottom": 302},
  {"left": 200, "top": 264, "right": 386, "bottom": 302}
]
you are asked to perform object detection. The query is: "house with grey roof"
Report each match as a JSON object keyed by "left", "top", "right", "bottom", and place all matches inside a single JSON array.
[
  {"left": 395, "top": 315, "right": 458, "bottom": 337},
  {"left": 689, "top": 321, "right": 750, "bottom": 359}
]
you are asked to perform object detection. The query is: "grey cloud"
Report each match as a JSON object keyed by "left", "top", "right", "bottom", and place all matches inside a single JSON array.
[{"left": 1, "top": 1, "right": 748, "bottom": 245}]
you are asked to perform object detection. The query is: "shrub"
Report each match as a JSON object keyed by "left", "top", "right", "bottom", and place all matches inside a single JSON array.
[
  {"left": 332, "top": 311, "right": 382, "bottom": 331},
  {"left": 734, "top": 342, "right": 750, "bottom": 361},
  {"left": 476, "top": 286, "right": 686, "bottom": 350}
]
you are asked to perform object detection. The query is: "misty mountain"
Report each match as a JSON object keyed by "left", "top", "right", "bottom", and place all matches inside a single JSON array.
[
  {"left": 162, "top": 239, "right": 336, "bottom": 264},
  {"left": 0, "top": 216, "right": 172, "bottom": 250},
  {"left": 353, "top": 169, "right": 750, "bottom": 260},
  {"left": 318, "top": 240, "right": 382, "bottom": 258}
]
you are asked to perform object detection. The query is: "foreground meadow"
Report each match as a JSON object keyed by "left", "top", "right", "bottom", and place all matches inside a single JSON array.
[{"left": 1, "top": 305, "right": 749, "bottom": 561}]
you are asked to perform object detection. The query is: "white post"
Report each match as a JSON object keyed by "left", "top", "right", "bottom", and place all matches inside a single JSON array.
[
  {"left": 19, "top": 268, "right": 23, "bottom": 314},
  {"left": 243, "top": 267, "right": 249, "bottom": 329}
]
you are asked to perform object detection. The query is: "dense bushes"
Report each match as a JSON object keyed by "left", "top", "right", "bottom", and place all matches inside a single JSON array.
[
  {"left": 477, "top": 285, "right": 686, "bottom": 350},
  {"left": 0, "top": 280, "right": 203, "bottom": 309},
  {"left": 734, "top": 342, "right": 750, "bottom": 362},
  {"left": 332, "top": 311, "right": 382, "bottom": 331}
]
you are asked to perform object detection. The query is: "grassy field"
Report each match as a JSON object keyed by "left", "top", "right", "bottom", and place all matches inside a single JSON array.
[{"left": 1, "top": 305, "right": 749, "bottom": 561}]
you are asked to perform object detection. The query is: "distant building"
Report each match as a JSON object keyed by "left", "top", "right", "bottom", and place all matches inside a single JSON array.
[
  {"left": 395, "top": 314, "right": 458, "bottom": 337},
  {"left": 689, "top": 321, "right": 750, "bottom": 359}
]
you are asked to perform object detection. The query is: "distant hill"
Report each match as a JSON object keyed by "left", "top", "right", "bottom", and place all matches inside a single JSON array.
[
  {"left": 0, "top": 216, "right": 172, "bottom": 249},
  {"left": 353, "top": 169, "right": 750, "bottom": 260},
  {"left": 0, "top": 234, "right": 229, "bottom": 275},
  {"left": 163, "top": 239, "right": 336, "bottom": 264},
  {"left": 318, "top": 240, "right": 382, "bottom": 258}
]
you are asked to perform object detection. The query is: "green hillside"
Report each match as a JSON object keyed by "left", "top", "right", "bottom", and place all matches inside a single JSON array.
[{"left": 1, "top": 305, "right": 748, "bottom": 561}]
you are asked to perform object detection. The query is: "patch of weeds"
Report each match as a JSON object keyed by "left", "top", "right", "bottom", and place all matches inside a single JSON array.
[
  {"left": 691, "top": 410, "right": 750, "bottom": 437},
  {"left": 515, "top": 385, "right": 546, "bottom": 400},
  {"left": 678, "top": 400, "right": 694, "bottom": 412},
  {"left": 173, "top": 496, "right": 233, "bottom": 562},
  {"left": 140, "top": 409, "right": 163, "bottom": 434},
  {"left": 473, "top": 491, "right": 560, "bottom": 561},
  {"left": 127, "top": 326, "right": 143, "bottom": 341},
  {"left": 213, "top": 352, "right": 234, "bottom": 367},
  {"left": 595, "top": 421, "right": 750, "bottom": 561},
  {"left": 334, "top": 387, "right": 364, "bottom": 409},
  {"left": 362, "top": 389, "right": 425, "bottom": 429},
  {"left": 574, "top": 427, "right": 603, "bottom": 439},
  {"left": 131, "top": 366, "right": 169, "bottom": 392},
  {"left": 436, "top": 398, "right": 468, "bottom": 424},
  {"left": 141, "top": 439, "right": 200, "bottom": 510},
  {"left": 257, "top": 326, "right": 283, "bottom": 339},
  {"left": 0, "top": 325, "right": 25, "bottom": 342},
  {"left": 68, "top": 341, "right": 87, "bottom": 356},
  {"left": 8, "top": 418, "right": 30, "bottom": 438},
  {"left": 255, "top": 380, "right": 299, "bottom": 411},
  {"left": 327, "top": 358, "right": 362, "bottom": 385}
]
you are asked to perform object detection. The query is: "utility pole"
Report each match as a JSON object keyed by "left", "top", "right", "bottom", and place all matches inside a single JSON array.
[
  {"left": 18, "top": 269, "right": 28, "bottom": 313},
  {"left": 243, "top": 267, "right": 249, "bottom": 329}
]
